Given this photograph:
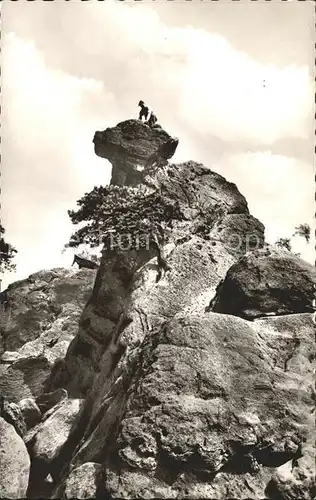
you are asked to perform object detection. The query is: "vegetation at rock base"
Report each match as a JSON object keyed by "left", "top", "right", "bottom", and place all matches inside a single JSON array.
[
  {"left": 0, "top": 224, "right": 17, "bottom": 274},
  {"left": 66, "top": 184, "right": 184, "bottom": 251}
]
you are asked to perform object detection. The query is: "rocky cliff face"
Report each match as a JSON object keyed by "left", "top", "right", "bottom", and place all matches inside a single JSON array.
[
  {"left": 1, "top": 120, "right": 315, "bottom": 500},
  {"left": 0, "top": 268, "right": 96, "bottom": 402}
]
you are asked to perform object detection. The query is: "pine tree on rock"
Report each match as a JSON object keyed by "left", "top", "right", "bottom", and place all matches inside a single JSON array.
[{"left": 66, "top": 184, "right": 184, "bottom": 281}]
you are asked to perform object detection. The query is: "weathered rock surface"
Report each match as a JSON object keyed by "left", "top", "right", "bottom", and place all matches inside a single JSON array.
[
  {"left": 0, "top": 417, "right": 30, "bottom": 499},
  {"left": 144, "top": 160, "right": 250, "bottom": 222},
  {"left": 209, "top": 246, "right": 316, "bottom": 319},
  {"left": 36, "top": 388, "right": 68, "bottom": 415},
  {"left": 208, "top": 213, "right": 265, "bottom": 256},
  {"left": 0, "top": 268, "right": 95, "bottom": 401},
  {"left": 54, "top": 236, "right": 237, "bottom": 400},
  {"left": 93, "top": 119, "right": 177, "bottom": 185},
  {"left": 25, "top": 398, "right": 84, "bottom": 468},
  {"left": 99, "top": 312, "right": 314, "bottom": 498},
  {"left": 53, "top": 462, "right": 103, "bottom": 499},
  {"left": 1, "top": 399, "right": 27, "bottom": 437},
  {"left": 18, "top": 398, "right": 42, "bottom": 430},
  {"left": 25, "top": 397, "right": 85, "bottom": 498},
  {"left": 50, "top": 157, "right": 259, "bottom": 399},
  {"left": 266, "top": 429, "right": 315, "bottom": 500}
]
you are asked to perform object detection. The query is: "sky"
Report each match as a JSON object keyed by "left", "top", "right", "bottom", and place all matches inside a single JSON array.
[{"left": 0, "top": 0, "right": 314, "bottom": 289}]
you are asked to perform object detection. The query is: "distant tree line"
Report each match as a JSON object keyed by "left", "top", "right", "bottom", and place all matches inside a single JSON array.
[{"left": 0, "top": 224, "right": 17, "bottom": 274}]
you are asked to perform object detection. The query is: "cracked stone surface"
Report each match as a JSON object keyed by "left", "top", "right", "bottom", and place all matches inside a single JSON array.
[
  {"left": 0, "top": 268, "right": 95, "bottom": 402},
  {"left": 102, "top": 312, "right": 314, "bottom": 498},
  {"left": 0, "top": 417, "right": 30, "bottom": 499},
  {"left": 52, "top": 462, "right": 104, "bottom": 499}
]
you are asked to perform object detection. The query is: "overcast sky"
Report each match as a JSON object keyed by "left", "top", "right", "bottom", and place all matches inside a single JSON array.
[{"left": 1, "top": 0, "right": 314, "bottom": 289}]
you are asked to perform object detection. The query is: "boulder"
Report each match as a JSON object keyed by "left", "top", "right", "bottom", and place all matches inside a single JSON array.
[
  {"left": 102, "top": 312, "right": 314, "bottom": 498},
  {"left": 143, "top": 160, "right": 250, "bottom": 221},
  {"left": 266, "top": 430, "right": 315, "bottom": 500},
  {"left": 26, "top": 398, "right": 84, "bottom": 469},
  {"left": 36, "top": 388, "right": 68, "bottom": 414},
  {"left": 0, "top": 417, "right": 30, "bottom": 499},
  {"left": 2, "top": 399, "right": 27, "bottom": 437},
  {"left": 0, "top": 268, "right": 95, "bottom": 402},
  {"left": 209, "top": 246, "right": 316, "bottom": 319},
  {"left": 18, "top": 398, "right": 42, "bottom": 429},
  {"left": 53, "top": 462, "right": 103, "bottom": 499}
]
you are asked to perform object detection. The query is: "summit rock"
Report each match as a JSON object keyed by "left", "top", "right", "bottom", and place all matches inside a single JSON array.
[{"left": 93, "top": 119, "right": 178, "bottom": 185}]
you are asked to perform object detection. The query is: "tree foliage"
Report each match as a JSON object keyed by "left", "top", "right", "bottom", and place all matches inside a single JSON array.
[
  {"left": 66, "top": 184, "right": 184, "bottom": 251},
  {"left": 0, "top": 224, "right": 17, "bottom": 273},
  {"left": 293, "top": 223, "right": 311, "bottom": 243},
  {"left": 275, "top": 237, "right": 292, "bottom": 252}
]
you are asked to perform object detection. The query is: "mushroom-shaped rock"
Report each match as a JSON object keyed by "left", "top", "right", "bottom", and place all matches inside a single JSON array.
[
  {"left": 0, "top": 417, "right": 30, "bottom": 499},
  {"left": 93, "top": 119, "right": 178, "bottom": 185},
  {"left": 209, "top": 246, "right": 316, "bottom": 319}
]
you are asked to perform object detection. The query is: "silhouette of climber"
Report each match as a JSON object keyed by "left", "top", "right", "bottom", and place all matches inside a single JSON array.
[
  {"left": 138, "top": 100, "right": 158, "bottom": 127},
  {"left": 147, "top": 111, "right": 158, "bottom": 128},
  {"left": 138, "top": 100, "right": 149, "bottom": 121}
]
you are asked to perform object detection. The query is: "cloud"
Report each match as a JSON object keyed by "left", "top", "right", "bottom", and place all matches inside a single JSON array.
[
  {"left": 3, "top": 2, "right": 312, "bottom": 145},
  {"left": 216, "top": 151, "right": 314, "bottom": 262},
  {"left": 1, "top": 32, "right": 113, "bottom": 287},
  {"left": 180, "top": 45, "right": 311, "bottom": 144},
  {"left": 68, "top": 2, "right": 313, "bottom": 144}
]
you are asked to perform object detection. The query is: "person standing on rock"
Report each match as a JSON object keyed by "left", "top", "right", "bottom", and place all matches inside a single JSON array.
[
  {"left": 138, "top": 100, "right": 149, "bottom": 121},
  {"left": 138, "top": 100, "right": 157, "bottom": 127}
]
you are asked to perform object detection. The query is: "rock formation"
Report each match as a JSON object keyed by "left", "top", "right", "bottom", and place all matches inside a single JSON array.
[
  {"left": 0, "top": 268, "right": 96, "bottom": 402},
  {"left": 0, "top": 417, "right": 30, "bottom": 498},
  {"left": 0, "top": 119, "right": 314, "bottom": 499},
  {"left": 93, "top": 119, "right": 178, "bottom": 185}
]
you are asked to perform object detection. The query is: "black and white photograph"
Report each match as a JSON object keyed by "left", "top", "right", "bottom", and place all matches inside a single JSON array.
[{"left": 0, "top": 1, "right": 315, "bottom": 498}]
